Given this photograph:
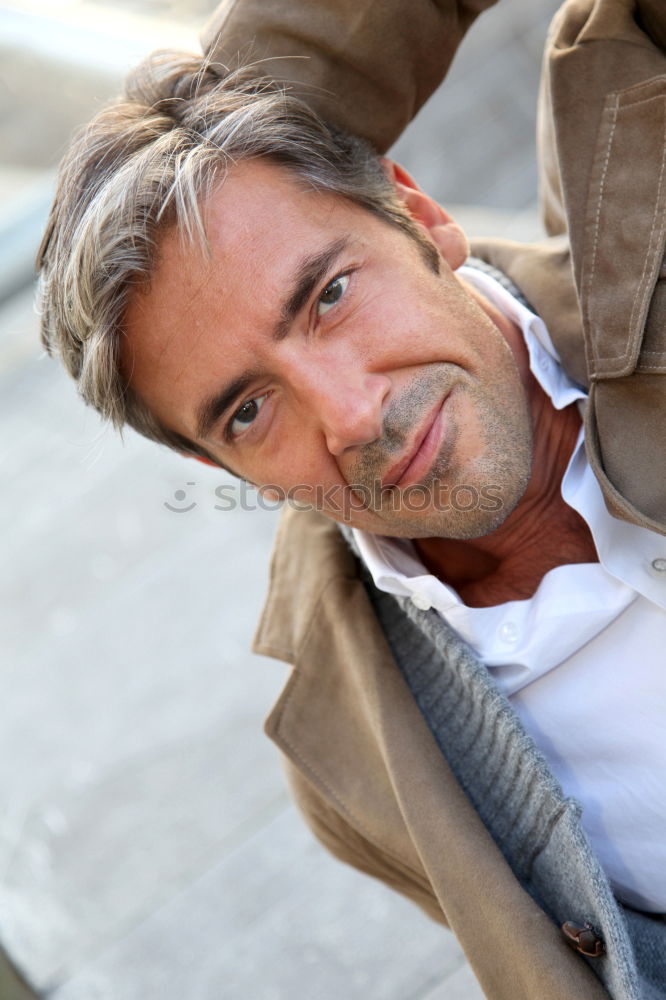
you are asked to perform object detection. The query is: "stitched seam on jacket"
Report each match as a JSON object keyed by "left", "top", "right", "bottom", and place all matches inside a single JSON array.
[
  {"left": 586, "top": 94, "right": 619, "bottom": 367},
  {"left": 625, "top": 98, "right": 666, "bottom": 360},
  {"left": 637, "top": 360, "right": 666, "bottom": 370},
  {"left": 275, "top": 702, "right": 426, "bottom": 875},
  {"left": 268, "top": 576, "right": 413, "bottom": 859},
  {"left": 616, "top": 90, "right": 666, "bottom": 111},
  {"left": 278, "top": 727, "right": 383, "bottom": 848},
  {"left": 594, "top": 94, "right": 666, "bottom": 364}
]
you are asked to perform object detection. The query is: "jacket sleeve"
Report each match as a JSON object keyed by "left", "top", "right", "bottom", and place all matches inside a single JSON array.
[
  {"left": 283, "top": 758, "right": 449, "bottom": 928},
  {"left": 200, "top": 0, "right": 498, "bottom": 154}
]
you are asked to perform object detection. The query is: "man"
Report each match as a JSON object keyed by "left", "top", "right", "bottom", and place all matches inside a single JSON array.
[{"left": 37, "top": 0, "right": 666, "bottom": 997}]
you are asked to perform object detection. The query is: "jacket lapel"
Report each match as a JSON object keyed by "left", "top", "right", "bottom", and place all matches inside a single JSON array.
[{"left": 255, "top": 507, "right": 609, "bottom": 999}]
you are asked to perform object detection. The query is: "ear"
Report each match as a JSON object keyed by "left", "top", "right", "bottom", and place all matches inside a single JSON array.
[{"left": 381, "top": 158, "right": 469, "bottom": 270}]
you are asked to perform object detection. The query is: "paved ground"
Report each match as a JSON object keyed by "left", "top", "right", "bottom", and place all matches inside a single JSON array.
[{"left": 0, "top": 0, "right": 558, "bottom": 997}]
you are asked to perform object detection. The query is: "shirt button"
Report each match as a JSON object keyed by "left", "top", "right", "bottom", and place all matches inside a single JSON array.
[
  {"left": 411, "top": 593, "right": 432, "bottom": 612},
  {"left": 498, "top": 621, "right": 519, "bottom": 644},
  {"left": 650, "top": 557, "right": 666, "bottom": 574},
  {"left": 539, "top": 355, "right": 551, "bottom": 372}
]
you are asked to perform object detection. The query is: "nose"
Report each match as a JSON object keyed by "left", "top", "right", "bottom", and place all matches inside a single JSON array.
[{"left": 306, "top": 370, "right": 390, "bottom": 456}]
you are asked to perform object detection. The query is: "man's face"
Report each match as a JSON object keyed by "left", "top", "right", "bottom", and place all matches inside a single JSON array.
[{"left": 123, "top": 159, "right": 532, "bottom": 538}]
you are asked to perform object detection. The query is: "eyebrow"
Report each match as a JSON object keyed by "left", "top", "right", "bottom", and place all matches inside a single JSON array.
[
  {"left": 195, "top": 235, "right": 351, "bottom": 441},
  {"left": 272, "top": 235, "right": 350, "bottom": 342}
]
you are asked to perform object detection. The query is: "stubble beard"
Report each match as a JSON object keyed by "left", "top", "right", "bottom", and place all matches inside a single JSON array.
[{"left": 345, "top": 364, "right": 533, "bottom": 539}]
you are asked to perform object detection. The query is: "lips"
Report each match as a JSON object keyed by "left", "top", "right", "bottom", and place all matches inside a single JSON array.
[{"left": 382, "top": 395, "right": 448, "bottom": 489}]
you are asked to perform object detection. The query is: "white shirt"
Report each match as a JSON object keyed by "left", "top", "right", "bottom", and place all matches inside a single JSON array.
[{"left": 353, "top": 266, "right": 666, "bottom": 913}]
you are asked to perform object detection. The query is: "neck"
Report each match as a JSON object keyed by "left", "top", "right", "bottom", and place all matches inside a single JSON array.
[{"left": 415, "top": 295, "right": 598, "bottom": 607}]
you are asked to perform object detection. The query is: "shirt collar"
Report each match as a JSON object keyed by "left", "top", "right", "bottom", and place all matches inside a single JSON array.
[
  {"left": 457, "top": 264, "right": 586, "bottom": 411},
  {"left": 352, "top": 263, "right": 666, "bottom": 611}
]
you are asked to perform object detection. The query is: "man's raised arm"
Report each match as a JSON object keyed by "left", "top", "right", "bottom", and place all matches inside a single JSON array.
[{"left": 201, "top": 0, "right": 497, "bottom": 154}]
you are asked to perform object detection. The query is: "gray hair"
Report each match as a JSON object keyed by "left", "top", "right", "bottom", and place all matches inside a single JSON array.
[{"left": 37, "top": 51, "right": 439, "bottom": 463}]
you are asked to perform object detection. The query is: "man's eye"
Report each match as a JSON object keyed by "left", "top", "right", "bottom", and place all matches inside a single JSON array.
[
  {"left": 317, "top": 273, "right": 350, "bottom": 316},
  {"left": 229, "top": 394, "right": 267, "bottom": 438}
]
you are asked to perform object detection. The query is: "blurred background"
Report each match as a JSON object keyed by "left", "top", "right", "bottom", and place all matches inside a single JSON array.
[{"left": 0, "top": 1, "right": 558, "bottom": 997}]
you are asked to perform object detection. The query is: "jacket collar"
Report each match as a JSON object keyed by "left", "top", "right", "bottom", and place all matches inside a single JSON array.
[{"left": 253, "top": 506, "right": 609, "bottom": 999}]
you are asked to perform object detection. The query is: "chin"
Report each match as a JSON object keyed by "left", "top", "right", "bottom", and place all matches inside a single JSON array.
[
  {"left": 356, "top": 498, "right": 514, "bottom": 540},
  {"left": 356, "top": 450, "right": 532, "bottom": 540},
  {"left": 421, "top": 498, "right": 520, "bottom": 541}
]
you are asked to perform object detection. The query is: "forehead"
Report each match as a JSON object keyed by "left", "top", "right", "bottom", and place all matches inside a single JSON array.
[{"left": 121, "top": 159, "right": 367, "bottom": 435}]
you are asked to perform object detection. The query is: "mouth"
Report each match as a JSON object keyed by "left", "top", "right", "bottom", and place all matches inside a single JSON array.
[{"left": 382, "top": 393, "right": 450, "bottom": 489}]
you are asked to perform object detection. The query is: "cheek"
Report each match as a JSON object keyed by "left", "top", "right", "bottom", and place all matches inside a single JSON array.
[
  {"left": 242, "top": 434, "right": 340, "bottom": 495},
  {"left": 445, "top": 390, "right": 487, "bottom": 462},
  {"left": 366, "top": 272, "right": 476, "bottom": 366},
  {"left": 359, "top": 298, "right": 441, "bottom": 365}
]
